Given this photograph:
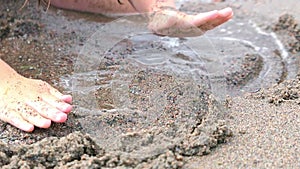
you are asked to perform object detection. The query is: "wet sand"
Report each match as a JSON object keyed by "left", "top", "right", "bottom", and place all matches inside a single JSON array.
[
  {"left": 0, "top": 0, "right": 300, "bottom": 168},
  {"left": 184, "top": 0, "right": 300, "bottom": 168}
]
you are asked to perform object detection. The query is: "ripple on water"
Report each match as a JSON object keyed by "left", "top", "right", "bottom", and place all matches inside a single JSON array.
[
  {"left": 61, "top": 15, "right": 228, "bottom": 112},
  {"left": 206, "top": 18, "right": 297, "bottom": 95},
  {"left": 59, "top": 15, "right": 295, "bottom": 148},
  {"left": 58, "top": 13, "right": 298, "bottom": 110}
]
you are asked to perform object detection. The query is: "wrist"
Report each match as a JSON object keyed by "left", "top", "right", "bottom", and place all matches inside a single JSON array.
[
  {"left": 148, "top": 5, "right": 178, "bottom": 19},
  {"left": 0, "top": 59, "right": 23, "bottom": 84}
]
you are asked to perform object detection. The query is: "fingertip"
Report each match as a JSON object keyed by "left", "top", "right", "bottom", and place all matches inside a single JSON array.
[
  {"left": 50, "top": 88, "right": 72, "bottom": 103},
  {"left": 18, "top": 123, "right": 34, "bottom": 132},
  {"left": 39, "top": 119, "right": 52, "bottom": 129},
  {"left": 201, "top": 10, "right": 219, "bottom": 19},
  {"left": 24, "top": 124, "right": 35, "bottom": 132},
  {"left": 35, "top": 119, "right": 51, "bottom": 128},
  {"left": 65, "top": 105, "right": 73, "bottom": 113},
  {"left": 193, "top": 10, "right": 219, "bottom": 25},
  {"left": 59, "top": 104, "right": 73, "bottom": 113},
  {"left": 218, "top": 7, "right": 233, "bottom": 17},
  {"left": 222, "top": 7, "right": 233, "bottom": 12},
  {"left": 10, "top": 118, "right": 35, "bottom": 132},
  {"left": 61, "top": 95, "right": 72, "bottom": 103},
  {"left": 54, "top": 113, "right": 68, "bottom": 123}
]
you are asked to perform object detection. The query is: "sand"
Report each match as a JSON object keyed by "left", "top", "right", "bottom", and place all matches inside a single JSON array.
[
  {"left": 0, "top": 0, "right": 299, "bottom": 168},
  {"left": 184, "top": 0, "right": 300, "bottom": 168}
]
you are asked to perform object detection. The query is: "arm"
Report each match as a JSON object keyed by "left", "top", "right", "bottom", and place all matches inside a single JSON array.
[
  {"left": 49, "top": 0, "right": 233, "bottom": 36},
  {"left": 129, "top": 0, "right": 176, "bottom": 13},
  {"left": 50, "top": 0, "right": 176, "bottom": 15}
]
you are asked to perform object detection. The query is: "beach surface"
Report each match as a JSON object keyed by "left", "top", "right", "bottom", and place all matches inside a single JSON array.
[{"left": 0, "top": 0, "right": 299, "bottom": 168}]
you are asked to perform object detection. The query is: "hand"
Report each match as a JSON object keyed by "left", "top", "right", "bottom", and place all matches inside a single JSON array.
[
  {"left": 148, "top": 7, "right": 233, "bottom": 37},
  {"left": 0, "top": 76, "right": 72, "bottom": 132}
]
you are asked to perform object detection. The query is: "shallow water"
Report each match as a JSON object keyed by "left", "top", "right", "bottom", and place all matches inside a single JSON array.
[
  {"left": 206, "top": 18, "right": 298, "bottom": 94},
  {"left": 60, "top": 13, "right": 296, "bottom": 111},
  {"left": 60, "top": 15, "right": 224, "bottom": 112},
  {"left": 55, "top": 2, "right": 299, "bottom": 150}
]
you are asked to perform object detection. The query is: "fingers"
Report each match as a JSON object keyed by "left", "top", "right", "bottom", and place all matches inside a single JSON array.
[
  {"left": 148, "top": 7, "right": 233, "bottom": 37},
  {"left": 191, "top": 7, "right": 233, "bottom": 32},
  {"left": 0, "top": 77, "right": 73, "bottom": 132},
  {"left": 49, "top": 85, "right": 73, "bottom": 104},
  {"left": 10, "top": 115, "right": 35, "bottom": 132},
  {"left": 1, "top": 97, "right": 69, "bottom": 132},
  {"left": 18, "top": 105, "right": 52, "bottom": 129},
  {"left": 61, "top": 95, "right": 73, "bottom": 104},
  {"left": 39, "top": 84, "right": 73, "bottom": 113},
  {"left": 0, "top": 108, "right": 35, "bottom": 132},
  {"left": 218, "top": 7, "right": 234, "bottom": 18},
  {"left": 192, "top": 10, "right": 219, "bottom": 26},
  {"left": 208, "top": 7, "right": 233, "bottom": 28},
  {"left": 41, "top": 95, "right": 73, "bottom": 113},
  {"left": 26, "top": 100, "right": 67, "bottom": 123},
  {"left": 36, "top": 79, "right": 72, "bottom": 104}
]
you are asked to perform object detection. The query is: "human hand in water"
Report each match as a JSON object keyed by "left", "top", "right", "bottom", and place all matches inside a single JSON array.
[
  {"left": 0, "top": 75, "right": 72, "bottom": 132},
  {"left": 148, "top": 7, "right": 233, "bottom": 37}
]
